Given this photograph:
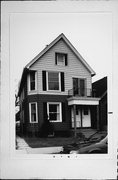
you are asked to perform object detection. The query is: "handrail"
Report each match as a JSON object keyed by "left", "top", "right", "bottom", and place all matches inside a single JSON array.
[{"left": 68, "top": 88, "right": 97, "bottom": 97}]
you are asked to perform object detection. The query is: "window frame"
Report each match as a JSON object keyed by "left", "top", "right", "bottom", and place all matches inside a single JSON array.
[
  {"left": 46, "top": 71, "right": 61, "bottom": 91},
  {"left": 29, "top": 71, "right": 37, "bottom": 92},
  {"left": 72, "top": 77, "right": 87, "bottom": 96},
  {"left": 47, "top": 102, "right": 62, "bottom": 122},
  {"left": 55, "top": 52, "right": 67, "bottom": 66},
  {"left": 29, "top": 102, "right": 38, "bottom": 123}
]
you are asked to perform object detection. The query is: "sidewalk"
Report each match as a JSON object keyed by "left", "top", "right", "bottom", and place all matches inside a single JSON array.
[
  {"left": 16, "top": 136, "right": 31, "bottom": 154},
  {"left": 16, "top": 136, "right": 31, "bottom": 150},
  {"left": 16, "top": 136, "right": 63, "bottom": 154}
]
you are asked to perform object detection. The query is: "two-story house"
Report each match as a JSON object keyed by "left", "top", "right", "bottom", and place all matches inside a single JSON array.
[{"left": 18, "top": 33, "right": 100, "bottom": 137}]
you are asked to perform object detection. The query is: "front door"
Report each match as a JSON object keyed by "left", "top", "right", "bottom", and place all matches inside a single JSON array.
[
  {"left": 82, "top": 107, "right": 91, "bottom": 127},
  {"left": 71, "top": 106, "right": 81, "bottom": 128},
  {"left": 71, "top": 106, "right": 91, "bottom": 128},
  {"left": 73, "top": 78, "right": 86, "bottom": 96}
]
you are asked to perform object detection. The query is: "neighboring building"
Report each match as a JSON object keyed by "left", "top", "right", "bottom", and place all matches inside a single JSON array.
[
  {"left": 18, "top": 33, "right": 101, "bottom": 137},
  {"left": 92, "top": 77, "right": 107, "bottom": 131}
]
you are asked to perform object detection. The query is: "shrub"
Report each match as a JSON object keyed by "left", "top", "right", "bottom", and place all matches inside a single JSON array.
[{"left": 41, "top": 120, "right": 54, "bottom": 137}]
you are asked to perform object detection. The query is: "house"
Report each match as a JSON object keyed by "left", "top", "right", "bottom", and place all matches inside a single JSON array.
[
  {"left": 18, "top": 33, "right": 101, "bottom": 137},
  {"left": 92, "top": 77, "right": 107, "bottom": 131}
]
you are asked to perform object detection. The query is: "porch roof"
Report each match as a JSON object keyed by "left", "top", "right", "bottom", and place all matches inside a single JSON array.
[{"left": 67, "top": 96, "right": 100, "bottom": 106}]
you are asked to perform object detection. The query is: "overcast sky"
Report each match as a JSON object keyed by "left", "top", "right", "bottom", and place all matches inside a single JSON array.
[{"left": 10, "top": 12, "right": 112, "bottom": 92}]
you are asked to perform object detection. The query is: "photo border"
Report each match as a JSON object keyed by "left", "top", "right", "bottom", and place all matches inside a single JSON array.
[{"left": 1, "top": 1, "right": 118, "bottom": 179}]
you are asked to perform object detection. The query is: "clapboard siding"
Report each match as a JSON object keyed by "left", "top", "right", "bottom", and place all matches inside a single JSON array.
[{"left": 28, "top": 39, "right": 92, "bottom": 95}]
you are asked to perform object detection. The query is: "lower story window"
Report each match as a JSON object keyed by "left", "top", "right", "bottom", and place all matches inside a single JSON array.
[
  {"left": 29, "top": 102, "right": 38, "bottom": 123},
  {"left": 47, "top": 102, "right": 62, "bottom": 122}
]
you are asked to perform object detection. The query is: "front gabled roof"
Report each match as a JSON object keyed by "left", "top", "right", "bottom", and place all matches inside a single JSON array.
[
  {"left": 18, "top": 33, "right": 96, "bottom": 96},
  {"left": 25, "top": 33, "right": 96, "bottom": 76}
]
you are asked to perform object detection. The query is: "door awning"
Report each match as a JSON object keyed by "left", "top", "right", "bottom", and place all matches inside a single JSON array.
[{"left": 67, "top": 97, "right": 100, "bottom": 106}]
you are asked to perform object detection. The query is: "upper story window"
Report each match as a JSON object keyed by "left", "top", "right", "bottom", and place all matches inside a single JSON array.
[
  {"left": 29, "top": 71, "right": 36, "bottom": 91},
  {"left": 42, "top": 71, "right": 65, "bottom": 92},
  {"left": 47, "top": 72, "right": 60, "bottom": 91},
  {"left": 73, "top": 78, "right": 86, "bottom": 96},
  {"left": 55, "top": 53, "right": 68, "bottom": 66}
]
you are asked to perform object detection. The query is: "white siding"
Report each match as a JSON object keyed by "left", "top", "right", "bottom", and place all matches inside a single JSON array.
[{"left": 28, "top": 39, "right": 92, "bottom": 95}]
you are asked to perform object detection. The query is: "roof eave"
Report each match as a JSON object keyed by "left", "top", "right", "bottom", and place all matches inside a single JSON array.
[{"left": 18, "top": 68, "right": 28, "bottom": 96}]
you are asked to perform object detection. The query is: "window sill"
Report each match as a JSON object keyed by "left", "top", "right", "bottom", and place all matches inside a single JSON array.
[
  {"left": 29, "top": 122, "right": 38, "bottom": 124},
  {"left": 28, "top": 90, "right": 37, "bottom": 94},
  {"left": 50, "top": 121, "right": 62, "bottom": 123},
  {"left": 46, "top": 90, "right": 61, "bottom": 93},
  {"left": 55, "top": 64, "right": 67, "bottom": 67}
]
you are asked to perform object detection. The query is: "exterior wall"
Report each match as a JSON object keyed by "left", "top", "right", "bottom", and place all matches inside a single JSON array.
[
  {"left": 23, "top": 94, "right": 71, "bottom": 135},
  {"left": 19, "top": 79, "right": 27, "bottom": 133},
  {"left": 92, "top": 77, "right": 107, "bottom": 130},
  {"left": 27, "top": 39, "right": 92, "bottom": 96},
  {"left": 90, "top": 106, "right": 97, "bottom": 129},
  {"left": 23, "top": 94, "right": 98, "bottom": 135},
  {"left": 99, "top": 94, "right": 107, "bottom": 130}
]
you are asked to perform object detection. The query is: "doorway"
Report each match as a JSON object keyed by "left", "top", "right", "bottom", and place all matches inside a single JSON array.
[
  {"left": 73, "top": 78, "right": 86, "bottom": 96},
  {"left": 71, "top": 106, "right": 91, "bottom": 128}
]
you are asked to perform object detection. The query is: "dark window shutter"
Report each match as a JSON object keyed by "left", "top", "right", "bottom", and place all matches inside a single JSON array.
[
  {"left": 61, "top": 72, "right": 65, "bottom": 91},
  {"left": 43, "top": 102, "right": 47, "bottom": 121},
  {"left": 42, "top": 71, "right": 46, "bottom": 91},
  {"left": 55, "top": 53, "right": 57, "bottom": 65},
  {"left": 62, "top": 102, "right": 66, "bottom": 122},
  {"left": 65, "top": 54, "right": 68, "bottom": 66}
]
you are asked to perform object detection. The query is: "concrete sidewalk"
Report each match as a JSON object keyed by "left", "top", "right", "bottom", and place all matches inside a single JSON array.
[
  {"left": 26, "top": 146, "right": 63, "bottom": 154},
  {"left": 16, "top": 136, "right": 31, "bottom": 150},
  {"left": 16, "top": 136, "right": 31, "bottom": 154},
  {"left": 16, "top": 136, "right": 63, "bottom": 154}
]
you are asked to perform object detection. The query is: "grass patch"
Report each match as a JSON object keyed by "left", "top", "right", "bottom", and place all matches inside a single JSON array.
[{"left": 24, "top": 137, "right": 81, "bottom": 148}]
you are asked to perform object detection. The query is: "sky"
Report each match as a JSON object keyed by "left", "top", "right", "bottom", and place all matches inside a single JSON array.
[{"left": 10, "top": 12, "right": 112, "bottom": 93}]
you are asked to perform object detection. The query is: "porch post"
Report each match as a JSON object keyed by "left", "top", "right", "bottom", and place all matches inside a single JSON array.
[
  {"left": 73, "top": 104, "right": 77, "bottom": 138},
  {"left": 96, "top": 105, "right": 99, "bottom": 130}
]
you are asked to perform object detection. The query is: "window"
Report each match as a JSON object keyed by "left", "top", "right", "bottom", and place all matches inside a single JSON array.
[
  {"left": 55, "top": 53, "right": 68, "bottom": 66},
  {"left": 47, "top": 72, "right": 60, "bottom": 91},
  {"left": 73, "top": 78, "right": 86, "bottom": 96},
  {"left": 30, "top": 71, "right": 36, "bottom": 91},
  {"left": 43, "top": 71, "right": 65, "bottom": 92},
  {"left": 47, "top": 102, "right": 62, "bottom": 122},
  {"left": 29, "top": 102, "right": 38, "bottom": 123}
]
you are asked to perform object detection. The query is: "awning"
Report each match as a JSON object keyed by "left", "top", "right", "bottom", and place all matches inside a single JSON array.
[{"left": 68, "top": 97, "right": 100, "bottom": 106}]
